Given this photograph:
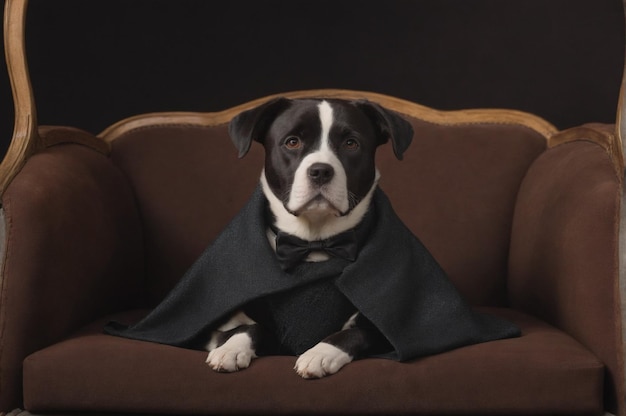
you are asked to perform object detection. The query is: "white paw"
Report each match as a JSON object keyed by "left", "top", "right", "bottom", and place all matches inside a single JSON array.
[
  {"left": 206, "top": 333, "right": 256, "bottom": 373},
  {"left": 294, "top": 342, "right": 353, "bottom": 379}
]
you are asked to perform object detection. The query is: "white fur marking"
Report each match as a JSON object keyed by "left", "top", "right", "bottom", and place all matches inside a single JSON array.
[
  {"left": 205, "top": 311, "right": 256, "bottom": 352},
  {"left": 216, "top": 310, "right": 256, "bottom": 332},
  {"left": 286, "top": 101, "right": 351, "bottom": 216},
  {"left": 206, "top": 332, "right": 257, "bottom": 372},
  {"left": 342, "top": 312, "right": 359, "bottom": 330},
  {"left": 294, "top": 342, "right": 353, "bottom": 379},
  {"left": 262, "top": 170, "right": 380, "bottom": 241},
  {"left": 318, "top": 100, "right": 333, "bottom": 152}
]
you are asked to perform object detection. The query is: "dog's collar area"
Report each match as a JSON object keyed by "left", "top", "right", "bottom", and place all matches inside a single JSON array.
[
  {"left": 266, "top": 200, "right": 377, "bottom": 272},
  {"left": 274, "top": 229, "right": 358, "bottom": 271}
]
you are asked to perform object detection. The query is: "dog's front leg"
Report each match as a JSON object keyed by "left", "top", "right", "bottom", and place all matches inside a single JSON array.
[
  {"left": 295, "top": 326, "right": 377, "bottom": 379},
  {"left": 206, "top": 324, "right": 261, "bottom": 372},
  {"left": 295, "top": 313, "right": 389, "bottom": 379},
  {"left": 205, "top": 311, "right": 260, "bottom": 372}
]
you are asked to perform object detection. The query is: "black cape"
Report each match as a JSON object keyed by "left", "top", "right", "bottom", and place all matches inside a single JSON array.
[{"left": 105, "top": 186, "right": 520, "bottom": 360}]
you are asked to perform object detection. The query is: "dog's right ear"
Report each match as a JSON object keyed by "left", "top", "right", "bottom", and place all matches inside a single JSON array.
[{"left": 229, "top": 97, "right": 291, "bottom": 158}]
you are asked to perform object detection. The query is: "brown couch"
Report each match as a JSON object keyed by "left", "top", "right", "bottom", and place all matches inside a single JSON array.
[
  {"left": 0, "top": 88, "right": 622, "bottom": 415},
  {"left": 2, "top": 1, "right": 625, "bottom": 414}
]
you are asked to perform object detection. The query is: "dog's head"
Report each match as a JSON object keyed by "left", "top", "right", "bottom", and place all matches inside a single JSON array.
[{"left": 229, "top": 98, "right": 413, "bottom": 221}]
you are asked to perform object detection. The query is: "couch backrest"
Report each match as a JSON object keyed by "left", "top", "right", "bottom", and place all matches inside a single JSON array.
[
  {"left": 106, "top": 92, "right": 551, "bottom": 307},
  {"left": 110, "top": 123, "right": 262, "bottom": 305},
  {"left": 378, "top": 117, "right": 547, "bottom": 305}
]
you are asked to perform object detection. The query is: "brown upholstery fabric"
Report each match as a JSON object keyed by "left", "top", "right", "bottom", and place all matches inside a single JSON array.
[
  {"left": 23, "top": 308, "right": 603, "bottom": 415},
  {"left": 0, "top": 128, "right": 144, "bottom": 410},
  {"left": 379, "top": 119, "right": 547, "bottom": 306},
  {"left": 110, "top": 120, "right": 546, "bottom": 307},
  {"left": 109, "top": 124, "right": 263, "bottom": 305},
  {"left": 4, "top": 118, "right": 618, "bottom": 414},
  {"left": 509, "top": 140, "right": 624, "bottom": 414}
]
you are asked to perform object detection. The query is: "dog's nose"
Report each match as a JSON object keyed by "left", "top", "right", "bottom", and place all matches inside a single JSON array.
[{"left": 307, "top": 163, "right": 335, "bottom": 186}]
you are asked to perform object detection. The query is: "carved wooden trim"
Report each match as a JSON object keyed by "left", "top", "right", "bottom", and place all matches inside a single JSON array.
[
  {"left": 0, "top": 0, "right": 40, "bottom": 199},
  {"left": 549, "top": 123, "right": 624, "bottom": 177},
  {"left": 616, "top": 2, "right": 626, "bottom": 415},
  {"left": 99, "top": 89, "right": 558, "bottom": 142}
]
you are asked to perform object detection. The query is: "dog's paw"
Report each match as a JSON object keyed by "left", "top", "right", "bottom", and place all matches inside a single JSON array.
[
  {"left": 294, "top": 342, "right": 353, "bottom": 379},
  {"left": 206, "top": 333, "right": 256, "bottom": 373}
]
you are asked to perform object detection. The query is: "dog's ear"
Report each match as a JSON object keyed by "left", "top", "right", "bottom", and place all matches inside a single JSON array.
[
  {"left": 354, "top": 100, "right": 414, "bottom": 160},
  {"left": 229, "top": 97, "right": 291, "bottom": 158}
]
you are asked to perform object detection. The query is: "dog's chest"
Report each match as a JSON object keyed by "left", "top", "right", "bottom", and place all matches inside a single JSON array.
[{"left": 245, "top": 278, "right": 356, "bottom": 355}]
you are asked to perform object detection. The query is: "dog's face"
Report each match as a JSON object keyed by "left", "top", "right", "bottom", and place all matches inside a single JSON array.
[{"left": 230, "top": 98, "right": 413, "bottom": 219}]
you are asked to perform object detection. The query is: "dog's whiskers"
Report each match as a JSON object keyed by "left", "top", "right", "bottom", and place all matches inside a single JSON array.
[{"left": 348, "top": 191, "right": 360, "bottom": 210}]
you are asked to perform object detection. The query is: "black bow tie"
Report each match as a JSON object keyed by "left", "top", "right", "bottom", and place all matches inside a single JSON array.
[{"left": 274, "top": 229, "right": 359, "bottom": 271}]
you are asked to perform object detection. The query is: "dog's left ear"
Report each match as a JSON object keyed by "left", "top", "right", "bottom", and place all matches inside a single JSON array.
[
  {"left": 229, "top": 97, "right": 291, "bottom": 158},
  {"left": 354, "top": 100, "right": 414, "bottom": 160}
]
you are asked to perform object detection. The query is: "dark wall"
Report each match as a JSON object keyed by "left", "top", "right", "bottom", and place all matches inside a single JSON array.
[{"left": 2, "top": 0, "right": 624, "bottom": 158}]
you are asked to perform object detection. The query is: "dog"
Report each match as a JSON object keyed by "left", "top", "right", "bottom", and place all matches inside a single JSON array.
[{"left": 205, "top": 97, "right": 413, "bottom": 378}]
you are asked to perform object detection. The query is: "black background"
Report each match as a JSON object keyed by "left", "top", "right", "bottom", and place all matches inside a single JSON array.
[{"left": 1, "top": 0, "right": 625, "bottom": 158}]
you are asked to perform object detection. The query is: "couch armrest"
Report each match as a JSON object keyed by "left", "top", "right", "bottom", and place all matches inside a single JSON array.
[
  {"left": 0, "top": 127, "right": 144, "bottom": 410},
  {"left": 508, "top": 123, "right": 625, "bottom": 415}
]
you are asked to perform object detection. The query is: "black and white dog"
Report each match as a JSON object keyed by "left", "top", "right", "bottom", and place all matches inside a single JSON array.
[{"left": 205, "top": 98, "right": 413, "bottom": 378}]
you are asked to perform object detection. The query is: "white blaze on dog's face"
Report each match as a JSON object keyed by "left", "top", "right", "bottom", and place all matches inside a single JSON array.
[
  {"left": 229, "top": 97, "right": 413, "bottom": 238},
  {"left": 286, "top": 101, "right": 346, "bottom": 215}
]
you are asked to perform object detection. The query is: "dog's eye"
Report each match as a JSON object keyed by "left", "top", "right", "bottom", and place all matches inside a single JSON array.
[
  {"left": 343, "top": 138, "right": 360, "bottom": 150},
  {"left": 284, "top": 136, "right": 302, "bottom": 150}
]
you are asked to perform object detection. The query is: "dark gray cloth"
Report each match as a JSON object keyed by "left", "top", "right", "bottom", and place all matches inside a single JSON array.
[{"left": 105, "top": 186, "right": 520, "bottom": 360}]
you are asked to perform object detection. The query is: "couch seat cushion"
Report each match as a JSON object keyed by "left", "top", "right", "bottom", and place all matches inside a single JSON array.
[{"left": 23, "top": 308, "right": 603, "bottom": 415}]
